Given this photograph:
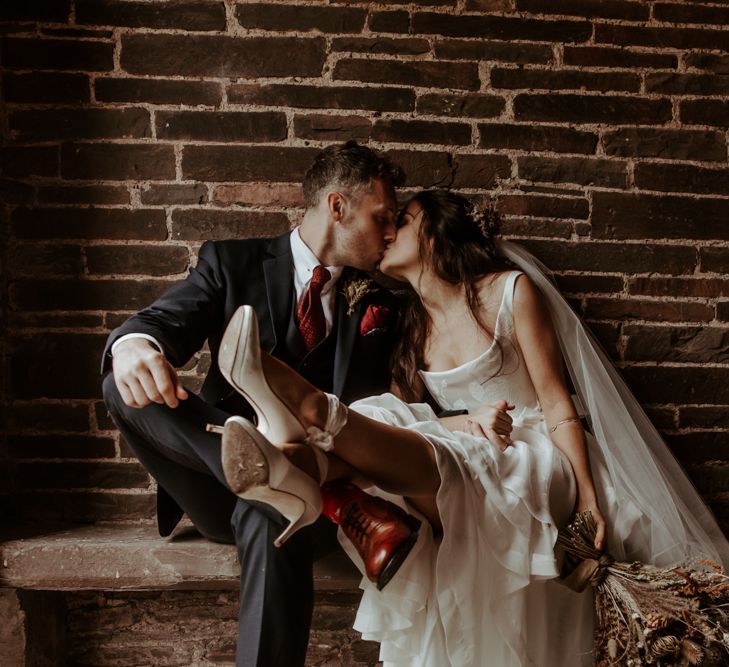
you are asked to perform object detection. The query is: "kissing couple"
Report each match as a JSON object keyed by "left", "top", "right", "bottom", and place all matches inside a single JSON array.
[{"left": 103, "top": 141, "right": 729, "bottom": 666}]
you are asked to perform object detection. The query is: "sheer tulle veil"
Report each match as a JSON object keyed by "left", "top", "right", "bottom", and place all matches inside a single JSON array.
[{"left": 496, "top": 238, "right": 729, "bottom": 568}]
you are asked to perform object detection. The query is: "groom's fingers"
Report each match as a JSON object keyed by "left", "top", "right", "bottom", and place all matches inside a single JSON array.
[{"left": 149, "top": 362, "right": 181, "bottom": 408}]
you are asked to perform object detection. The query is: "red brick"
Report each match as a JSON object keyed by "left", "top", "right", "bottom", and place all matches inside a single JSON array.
[
  {"left": 479, "top": 123, "right": 597, "bottom": 153},
  {"left": 634, "top": 164, "right": 729, "bottom": 196},
  {"left": 466, "top": 0, "right": 515, "bottom": 9},
  {"left": 665, "top": 433, "right": 729, "bottom": 464},
  {"left": 0, "top": 179, "right": 35, "bottom": 204},
  {"left": 592, "top": 192, "right": 728, "bottom": 241},
  {"left": 417, "top": 93, "right": 504, "bottom": 118},
  {"left": 622, "top": 366, "right": 729, "bottom": 406},
  {"left": 76, "top": 0, "right": 226, "bottom": 30},
  {"left": 9, "top": 108, "right": 151, "bottom": 141},
  {"left": 121, "top": 34, "right": 326, "bottom": 78},
  {"left": 3, "top": 72, "right": 89, "bottom": 103},
  {"left": 181, "top": 146, "right": 318, "bottom": 182},
  {"left": 628, "top": 277, "right": 729, "bottom": 299},
  {"left": 10, "top": 333, "right": 108, "bottom": 399},
  {"left": 491, "top": 67, "right": 640, "bottom": 92},
  {"left": 227, "top": 83, "right": 414, "bottom": 112},
  {"left": 679, "top": 407, "right": 729, "bottom": 429},
  {"left": 685, "top": 53, "right": 729, "bottom": 74},
  {"left": 41, "top": 27, "right": 114, "bottom": 38},
  {"left": 519, "top": 239, "right": 697, "bottom": 274},
  {"left": 718, "top": 302, "right": 729, "bottom": 322},
  {"left": 156, "top": 111, "right": 287, "bottom": 143},
  {"left": 646, "top": 72, "right": 729, "bottom": 95},
  {"left": 501, "top": 218, "right": 573, "bottom": 238},
  {"left": 8, "top": 244, "right": 84, "bottom": 277},
  {"left": 13, "top": 491, "right": 155, "bottom": 523},
  {"left": 293, "top": 114, "right": 372, "bottom": 142},
  {"left": 498, "top": 194, "right": 589, "bottom": 219},
  {"left": 434, "top": 39, "right": 552, "bottom": 64},
  {"left": 236, "top": 3, "right": 366, "bottom": 32},
  {"left": 603, "top": 128, "right": 726, "bottom": 162},
  {"left": 333, "top": 58, "right": 480, "bottom": 90},
  {"left": 384, "top": 150, "right": 454, "bottom": 188},
  {"left": 212, "top": 184, "right": 304, "bottom": 208},
  {"left": 518, "top": 156, "right": 627, "bottom": 188},
  {"left": 171, "top": 210, "right": 290, "bottom": 241},
  {"left": 654, "top": 2, "right": 729, "bottom": 25},
  {"left": 9, "top": 435, "right": 116, "bottom": 460},
  {"left": 563, "top": 46, "right": 677, "bottom": 69},
  {"left": 369, "top": 10, "right": 410, "bottom": 33},
  {"left": 140, "top": 184, "right": 208, "bottom": 206},
  {"left": 623, "top": 324, "right": 729, "bottom": 363},
  {"left": 15, "top": 462, "right": 150, "bottom": 490},
  {"left": 86, "top": 246, "right": 191, "bottom": 276},
  {"left": 37, "top": 185, "right": 130, "bottom": 205},
  {"left": 11, "top": 279, "right": 172, "bottom": 312},
  {"left": 331, "top": 36, "right": 430, "bottom": 55},
  {"left": 555, "top": 274, "right": 624, "bottom": 294},
  {"left": 11, "top": 312, "right": 103, "bottom": 329},
  {"left": 11, "top": 208, "right": 167, "bottom": 241},
  {"left": 516, "top": 0, "right": 648, "bottom": 19},
  {"left": 451, "top": 154, "right": 511, "bottom": 188},
  {"left": 514, "top": 93, "right": 672, "bottom": 124},
  {"left": 2, "top": 37, "right": 114, "bottom": 71},
  {"left": 700, "top": 247, "right": 729, "bottom": 273},
  {"left": 413, "top": 12, "right": 591, "bottom": 41},
  {"left": 372, "top": 119, "right": 471, "bottom": 145},
  {"left": 9, "top": 402, "right": 90, "bottom": 433},
  {"left": 61, "top": 143, "right": 176, "bottom": 181},
  {"left": 0, "top": 0, "right": 70, "bottom": 22},
  {"left": 1, "top": 146, "right": 59, "bottom": 178},
  {"left": 95, "top": 78, "right": 222, "bottom": 106},
  {"left": 680, "top": 99, "right": 729, "bottom": 128},
  {"left": 595, "top": 23, "right": 729, "bottom": 51},
  {"left": 584, "top": 298, "right": 713, "bottom": 323}
]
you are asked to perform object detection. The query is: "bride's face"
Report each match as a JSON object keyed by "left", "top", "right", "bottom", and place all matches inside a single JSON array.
[{"left": 379, "top": 200, "right": 425, "bottom": 282}]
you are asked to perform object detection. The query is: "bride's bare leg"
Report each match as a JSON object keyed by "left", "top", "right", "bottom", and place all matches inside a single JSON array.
[{"left": 261, "top": 351, "right": 441, "bottom": 498}]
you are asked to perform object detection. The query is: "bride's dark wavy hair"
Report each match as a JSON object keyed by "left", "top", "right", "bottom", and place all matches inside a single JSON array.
[{"left": 391, "top": 189, "right": 517, "bottom": 402}]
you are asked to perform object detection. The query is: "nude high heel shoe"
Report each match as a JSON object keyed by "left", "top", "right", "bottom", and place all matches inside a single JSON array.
[
  {"left": 218, "top": 306, "right": 306, "bottom": 444},
  {"left": 218, "top": 305, "right": 347, "bottom": 449},
  {"left": 220, "top": 416, "right": 322, "bottom": 547}
]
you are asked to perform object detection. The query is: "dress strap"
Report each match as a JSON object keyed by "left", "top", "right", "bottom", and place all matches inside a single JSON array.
[{"left": 494, "top": 270, "right": 523, "bottom": 335}]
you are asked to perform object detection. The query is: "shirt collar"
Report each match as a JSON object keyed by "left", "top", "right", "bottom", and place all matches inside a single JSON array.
[{"left": 290, "top": 227, "right": 343, "bottom": 293}]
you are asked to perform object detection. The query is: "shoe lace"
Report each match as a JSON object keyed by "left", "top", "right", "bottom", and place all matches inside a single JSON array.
[{"left": 342, "top": 504, "right": 371, "bottom": 548}]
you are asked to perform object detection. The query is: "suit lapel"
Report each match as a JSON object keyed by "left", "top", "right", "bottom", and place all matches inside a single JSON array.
[
  {"left": 262, "top": 234, "right": 294, "bottom": 354},
  {"left": 333, "top": 269, "right": 362, "bottom": 396}
]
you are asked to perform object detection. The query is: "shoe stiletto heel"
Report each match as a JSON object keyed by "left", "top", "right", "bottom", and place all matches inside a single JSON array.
[
  {"left": 218, "top": 306, "right": 307, "bottom": 444},
  {"left": 220, "top": 416, "right": 322, "bottom": 547}
]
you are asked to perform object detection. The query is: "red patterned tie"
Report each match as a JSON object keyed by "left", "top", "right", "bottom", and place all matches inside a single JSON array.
[{"left": 297, "top": 265, "right": 331, "bottom": 351}]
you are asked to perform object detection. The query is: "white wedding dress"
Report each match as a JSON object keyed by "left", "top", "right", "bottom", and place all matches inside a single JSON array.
[{"left": 340, "top": 266, "right": 729, "bottom": 666}]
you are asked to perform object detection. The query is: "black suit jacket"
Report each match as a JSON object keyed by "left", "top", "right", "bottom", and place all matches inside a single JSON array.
[{"left": 102, "top": 232, "right": 399, "bottom": 428}]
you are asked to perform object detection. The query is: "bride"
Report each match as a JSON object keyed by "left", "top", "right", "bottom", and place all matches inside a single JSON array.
[{"left": 214, "top": 189, "right": 729, "bottom": 666}]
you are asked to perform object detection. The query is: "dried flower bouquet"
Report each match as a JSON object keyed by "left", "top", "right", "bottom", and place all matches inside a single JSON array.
[{"left": 558, "top": 511, "right": 729, "bottom": 666}]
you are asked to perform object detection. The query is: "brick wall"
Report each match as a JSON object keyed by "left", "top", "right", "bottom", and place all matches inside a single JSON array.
[{"left": 2, "top": 1, "right": 729, "bottom": 531}]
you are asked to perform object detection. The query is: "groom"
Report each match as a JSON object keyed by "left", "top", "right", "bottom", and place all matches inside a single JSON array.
[{"left": 101, "top": 141, "right": 410, "bottom": 666}]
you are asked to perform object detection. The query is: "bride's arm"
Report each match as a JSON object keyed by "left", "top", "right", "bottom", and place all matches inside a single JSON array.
[{"left": 512, "top": 274, "right": 606, "bottom": 551}]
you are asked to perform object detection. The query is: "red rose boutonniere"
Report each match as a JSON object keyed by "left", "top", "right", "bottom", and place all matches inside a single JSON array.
[{"left": 360, "top": 304, "right": 391, "bottom": 336}]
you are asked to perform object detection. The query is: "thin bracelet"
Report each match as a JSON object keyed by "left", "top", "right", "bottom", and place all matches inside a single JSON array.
[{"left": 549, "top": 417, "right": 581, "bottom": 433}]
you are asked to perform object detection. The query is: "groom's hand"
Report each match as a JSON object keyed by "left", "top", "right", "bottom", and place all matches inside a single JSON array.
[{"left": 112, "top": 338, "right": 188, "bottom": 409}]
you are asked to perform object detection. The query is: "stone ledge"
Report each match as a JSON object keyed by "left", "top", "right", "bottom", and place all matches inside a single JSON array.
[{"left": 0, "top": 523, "right": 362, "bottom": 592}]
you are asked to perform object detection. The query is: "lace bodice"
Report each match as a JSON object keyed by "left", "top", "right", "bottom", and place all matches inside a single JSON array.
[{"left": 418, "top": 270, "right": 540, "bottom": 414}]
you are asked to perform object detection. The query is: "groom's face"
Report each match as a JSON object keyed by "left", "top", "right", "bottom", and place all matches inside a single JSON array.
[{"left": 337, "top": 178, "right": 398, "bottom": 270}]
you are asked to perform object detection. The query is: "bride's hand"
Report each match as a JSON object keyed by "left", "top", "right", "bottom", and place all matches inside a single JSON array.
[
  {"left": 575, "top": 498, "right": 607, "bottom": 552},
  {"left": 465, "top": 400, "right": 516, "bottom": 452}
]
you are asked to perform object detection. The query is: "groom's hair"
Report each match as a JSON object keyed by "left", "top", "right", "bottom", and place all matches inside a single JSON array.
[{"left": 302, "top": 140, "right": 402, "bottom": 209}]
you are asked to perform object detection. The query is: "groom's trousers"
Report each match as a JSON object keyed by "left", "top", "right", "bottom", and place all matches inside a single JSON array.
[{"left": 102, "top": 372, "right": 339, "bottom": 667}]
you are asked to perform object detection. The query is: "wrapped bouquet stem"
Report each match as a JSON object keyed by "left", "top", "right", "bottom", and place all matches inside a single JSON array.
[{"left": 558, "top": 511, "right": 729, "bottom": 666}]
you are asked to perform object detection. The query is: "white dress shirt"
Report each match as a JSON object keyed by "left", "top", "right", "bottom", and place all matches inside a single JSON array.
[{"left": 111, "top": 228, "right": 343, "bottom": 357}]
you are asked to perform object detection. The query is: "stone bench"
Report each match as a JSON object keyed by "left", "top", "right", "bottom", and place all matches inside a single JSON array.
[{"left": 0, "top": 523, "right": 372, "bottom": 666}]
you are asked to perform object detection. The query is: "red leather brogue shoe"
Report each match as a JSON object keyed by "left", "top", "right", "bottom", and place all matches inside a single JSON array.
[{"left": 321, "top": 481, "right": 421, "bottom": 590}]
